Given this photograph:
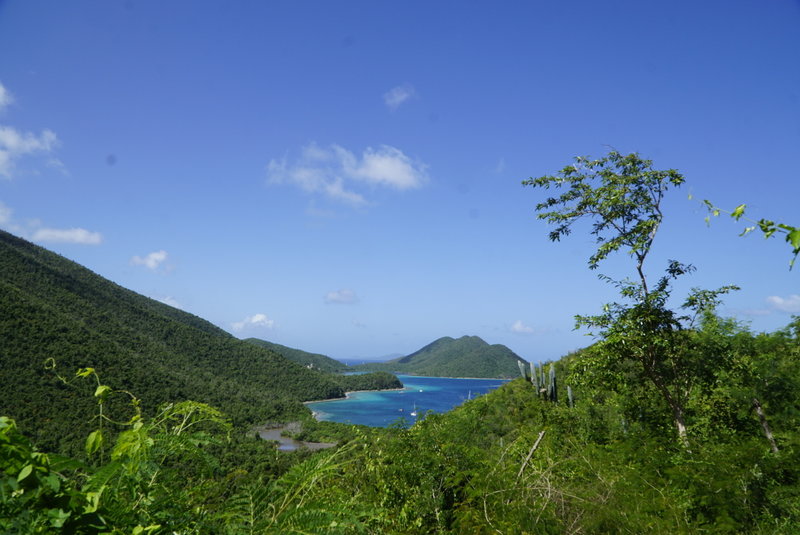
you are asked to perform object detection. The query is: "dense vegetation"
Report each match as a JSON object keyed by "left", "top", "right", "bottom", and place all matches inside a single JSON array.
[
  {"left": 5, "top": 318, "right": 799, "bottom": 533},
  {"left": 3, "top": 152, "right": 800, "bottom": 533},
  {"left": 353, "top": 335, "right": 526, "bottom": 378},
  {"left": 0, "top": 230, "right": 350, "bottom": 456},
  {"left": 244, "top": 338, "right": 349, "bottom": 373}
]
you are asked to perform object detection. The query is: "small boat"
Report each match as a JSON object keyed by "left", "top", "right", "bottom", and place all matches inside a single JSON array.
[{"left": 410, "top": 404, "right": 418, "bottom": 417}]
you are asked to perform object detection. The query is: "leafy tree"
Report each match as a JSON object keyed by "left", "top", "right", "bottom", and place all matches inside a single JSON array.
[{"left": 523, "top": 151, "right": 735, "bottom": 446}]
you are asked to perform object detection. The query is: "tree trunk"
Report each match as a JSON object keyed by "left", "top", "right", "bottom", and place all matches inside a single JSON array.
[
  {"left": 752, "top": 397, "right": 779, "bottom": 454},
  {"left": 671, "top": 403, "right": 690, "bottom": 450}
]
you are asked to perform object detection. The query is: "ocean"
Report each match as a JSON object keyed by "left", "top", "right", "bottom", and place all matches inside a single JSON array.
[{"left": 307, "top": 374, "right": 508, "bottom": 427}]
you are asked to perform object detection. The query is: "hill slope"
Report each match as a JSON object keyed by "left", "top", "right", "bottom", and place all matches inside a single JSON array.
[
  {"left": 245, "top": 339, "right": 347, "bottom": 373},
  {"left": 353, "top": 335, "right": 526, "bottom": 378},
  {"left": 0, "top": 230, "right": 345, "bottom": 455}
]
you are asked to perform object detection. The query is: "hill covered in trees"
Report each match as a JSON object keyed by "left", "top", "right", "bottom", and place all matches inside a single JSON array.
[
  {"left": 0, "top": 230, "right": 351, "bottom": 456},
  {"left": 244, "top": 338, "right": 348, "bottom": 373},
  {"left": 353, "top": 335, "right": 527, "bottom": 378}
]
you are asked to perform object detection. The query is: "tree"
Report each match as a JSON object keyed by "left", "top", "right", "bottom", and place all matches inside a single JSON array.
[{"left": 523, "top": 151, "right": 734, "bottom": 446}]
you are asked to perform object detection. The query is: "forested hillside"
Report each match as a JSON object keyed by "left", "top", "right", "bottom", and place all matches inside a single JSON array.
[
  {"left": 354, "top": 335, "right": 526, "bottom": 378},
  {"left": 245, "top": 338, "right": 348, "bottom": 373},
  {"left": 0, "top": 230, "right": 346, "bottom": 456}
]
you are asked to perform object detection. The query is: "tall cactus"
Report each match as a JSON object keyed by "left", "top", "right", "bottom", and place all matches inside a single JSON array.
[
  {"left": 567, "top": 385, "right": 574, "bottom": 408},
  {"left": 548, "top": 363, "right": 558, "bottom": 403},
  {"left": 517, "top": 360, "right": 527, "bottom": 379},
  {"left": 531, "top": 362, "right": 540, "bottom": 391},
  {"left": 540, "top": 365, "right": 546, "bottom": 393}
]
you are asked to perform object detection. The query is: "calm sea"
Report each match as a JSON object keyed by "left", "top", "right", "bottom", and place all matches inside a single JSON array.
[{"left": 307, "top": 374, "right": 508, "bottom": 427}]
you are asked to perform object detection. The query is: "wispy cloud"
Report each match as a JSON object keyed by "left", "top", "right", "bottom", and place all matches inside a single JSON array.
[
  {"left": 267, "top": 143, "right": 428, "bottom": 207},
  {"left": 325, "top": 289, "right": 359, "bottom": 304},
  {"left": 32, "top": 227, "right": 102, "bottom": 245},
  {"left": 383, "top": 83, "right": 416, "bottom": 111},
  {"left": 0, "top": 82, "right": 64, "bottom": 178},
  {"left": 511, "top": 320, "right": 535, "bottom": 334},
  {"left": 766, "top": 294, "right": 800, "bottom": 313},
  {"left": 0, "top": 200, "right": 103, "bottom": 245},
  {"left": 0, "top": 126, "right": 59, "bottom": 179},
  {"left": 0, "top": 82, "right": 13, "bottom": 113},
  {"left": 232, "top": 313, "right": 275, "bottom": 332},
  {"left": 131, "top": 250, "right": 168, "bottom": 270}
]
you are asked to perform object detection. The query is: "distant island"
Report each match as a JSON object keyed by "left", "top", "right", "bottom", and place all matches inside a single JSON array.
[{"left": 352, "top": 335, "right": 527, "bottom": 379}]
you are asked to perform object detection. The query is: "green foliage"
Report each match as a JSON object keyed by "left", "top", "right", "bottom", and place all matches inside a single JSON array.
[
  {"left": 333, "top": 372, "right": 403, "bottom": 393},
  {"left": 354, "top": 335, "right": 526, "bottom": 378},
  {"left": 244, "top": 338, "right": 349, "bottom": 373},
  {"left": 701, "top": 199, "right": 800, "bottom": 269},
  {"left": 0, "top": 416, "right": 107, "bottom": 533},
  {"left": 525, "top": 151, "right": 742, "bottom": 446},
  {"left": 523, "top": 150, "right": 684, "bottom": 272}
]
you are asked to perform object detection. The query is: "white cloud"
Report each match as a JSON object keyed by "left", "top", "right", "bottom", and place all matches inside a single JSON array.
[
  {"left": 32, "top": 227, "right": 103, "bottom": 245},
  {"left": 0, "top": 82, "right": 13, "bottom": 112},
  {"left": 383, "top": 83, "right": 416, "bottom": 111},
  {"left": 131, "top": 250, "right": 168, "bottom": 270},
  {"left": 0, "top": 201, "right": 102, "bottom": 245},
  {"left": 511, "top": 320, "right": 535, "bottom": 334},
  {"left": 267, "top": 143, "right": 428, "bottom": 207},
  {"left": 325, "top": 289, "right": 359, "bottom": 304},
  {"left": 766, "top": 294, "right": 800, "bottom": 313},
  {"left": 0, "top": 125, "right": 59, "bottom": 178},
  {"left": 232, "top": 313, "right": 275, "bottom": 332}
]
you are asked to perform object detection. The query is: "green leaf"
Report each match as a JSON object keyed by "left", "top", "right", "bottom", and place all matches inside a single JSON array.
[
  {"left": 94, "top": 385, "right": 111, "bottom": 400},
  {"left": 76, "top": 367, "right": 95, "bottom": 378},
  {"left": 17, "top": 463, "right": 33, "bottom": 482},
  {"left": 731, "top": 204, "right": 746, "bottom": 220},
  {"left": 86, "top": 430, "right": 103, "bottom": 457},
  {"left": 787, "top": 228, "right": 800, "bottom": 250}
]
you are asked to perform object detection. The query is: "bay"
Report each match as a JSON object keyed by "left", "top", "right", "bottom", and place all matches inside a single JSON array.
[{"left": 307, "top": 374, "right": 508, "bottom": 427}]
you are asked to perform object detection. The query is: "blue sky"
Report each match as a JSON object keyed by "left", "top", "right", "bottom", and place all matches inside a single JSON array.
[{"left": 1, "top": 1, "right": 798, "bottom": 362}]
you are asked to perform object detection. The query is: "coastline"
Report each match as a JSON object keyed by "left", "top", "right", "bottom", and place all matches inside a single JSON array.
[
  {"left": 396, "top": 374, "right": 512, "bottom": 381},
  {"left": 303, "top": 386, "right": 406, "bottom": 406}
]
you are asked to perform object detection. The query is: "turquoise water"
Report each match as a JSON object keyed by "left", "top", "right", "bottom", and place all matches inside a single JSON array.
[{"left": 307, "top": 375, "right": 508, "bottom": 427}]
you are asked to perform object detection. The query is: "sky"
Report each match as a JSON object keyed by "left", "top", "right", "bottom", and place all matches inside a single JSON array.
[{"left": 1, "top": 0, "right": 799, "bottom": 362}]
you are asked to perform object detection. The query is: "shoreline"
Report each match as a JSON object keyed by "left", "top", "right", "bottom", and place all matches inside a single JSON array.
[
  {"left": 303, "top": 386, "right": 405, "bottom": 406},
  {"left": 396, "top": 374, "right": 512, "bottom": 381}
]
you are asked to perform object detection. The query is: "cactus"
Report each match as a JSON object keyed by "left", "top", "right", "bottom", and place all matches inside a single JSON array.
[
  {"left": 548, "top": 363, "right": 558, "bottom": 403},
  {"left": 517, "top": 360, "right": 527, "bottom": 379},
  {"left": 567, "top": 385, "right": 574, "bottom": 408},
  {"left": 531, "top": 363, "right": 540, "bottom": 391},
  {"left": 540, "top": 365, "right": 546, "bottom": 392}
]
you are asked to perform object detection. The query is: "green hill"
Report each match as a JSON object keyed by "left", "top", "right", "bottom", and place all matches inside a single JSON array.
[
  {"left": 353, "top": 335, "right": 527, "bottom": 378},
  {"left": 0, "top": 230, "right": 346, "bottom": 455},
  {"left": 244, "top": 338, "right": 348, "bottom": 373}
]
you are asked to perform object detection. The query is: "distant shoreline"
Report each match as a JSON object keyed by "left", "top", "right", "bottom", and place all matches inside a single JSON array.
[
  {"left": 396, "top": 374, "right": 512, "bottom": 381},
  {"left": 303, "top": 386, "right": 406, "bottom": 406}
]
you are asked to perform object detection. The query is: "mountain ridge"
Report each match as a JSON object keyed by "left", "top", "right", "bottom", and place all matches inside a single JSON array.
[{"left": 354, "top": 335, "right": 526, "bottom": 378}]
